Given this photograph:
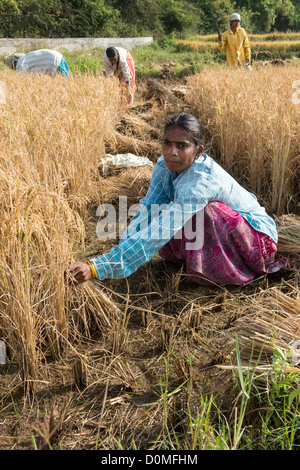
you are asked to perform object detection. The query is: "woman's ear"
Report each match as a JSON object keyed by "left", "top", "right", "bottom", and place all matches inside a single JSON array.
[{"left": 195, "top": 144, "right": 204, "bottom": 159}]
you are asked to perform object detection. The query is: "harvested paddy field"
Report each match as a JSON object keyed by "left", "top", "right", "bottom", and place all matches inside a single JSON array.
[{"left": 0, "top": 65, "right": 299, "bottom": 450}]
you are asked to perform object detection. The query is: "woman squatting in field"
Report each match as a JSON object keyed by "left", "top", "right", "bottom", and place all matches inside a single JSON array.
[{"left": 69, "top": 113, "right": 285, "bottom": 287}]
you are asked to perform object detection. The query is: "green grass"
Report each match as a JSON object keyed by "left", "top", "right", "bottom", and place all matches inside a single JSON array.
[
  {"left": 2, "top": 32, "right": 299, "bottom": 78},
  {"left": 60, "top": 47, "right": 105, "bottom": 74},
  {"left": 154, "top": 341, "right": 300, "bottom": 450}
]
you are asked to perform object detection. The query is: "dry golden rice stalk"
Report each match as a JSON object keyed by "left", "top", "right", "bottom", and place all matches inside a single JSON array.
[
  {"left": 110, "top": 357, "right": 139, "bottom": 391},
  {"left": 186, "top": 67, "right": 300, "bottom": 215},
  {"left": 276, "top": 214, "right": 300, "bottom": 257},
  {"left": 174, "top": 356, "right": 195, "bottom": 384}
]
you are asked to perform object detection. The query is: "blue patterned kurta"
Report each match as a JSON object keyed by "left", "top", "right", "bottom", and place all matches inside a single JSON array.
[{"left": 89, "top": 154, "right": 278, "bottom": 280}]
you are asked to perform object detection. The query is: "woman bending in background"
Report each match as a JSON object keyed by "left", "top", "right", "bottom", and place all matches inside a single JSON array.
[
  {"left": 6, "top": 49, "right": 70, "bottom": 76},
  {"left": 103, "top": 46, "right": 136, "bottom": 104}
]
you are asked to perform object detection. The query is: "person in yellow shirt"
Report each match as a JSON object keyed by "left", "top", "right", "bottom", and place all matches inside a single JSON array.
[{"left": 218, "top": 13, "right": 251, "bottom": 68}]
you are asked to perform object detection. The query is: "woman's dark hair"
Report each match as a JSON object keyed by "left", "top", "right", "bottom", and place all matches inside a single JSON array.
[
  {"left": 106, "top": 47, "right": 118, "bottom": 58},
  {"left": 164, "top": 113, "right": 203, "bottom": 147}
]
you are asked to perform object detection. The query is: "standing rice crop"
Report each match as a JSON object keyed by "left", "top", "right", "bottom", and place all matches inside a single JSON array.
[
  {"left": 186, "top": 66, "right": 300, "bottom": 214},
  {"left": 0, "top": 72, "right": 124, "bottom": 393}
]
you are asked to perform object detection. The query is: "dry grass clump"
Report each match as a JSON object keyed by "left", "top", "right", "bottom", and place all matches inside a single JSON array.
[
  {"left": 105, "top": 130, "right": 160, "bottom": 160},
  {"left": 99, "top": 167, "right": 153, "bottom": 205},
  {"left": 186, "top": 66, "right": 300, "bottom": 214},
  {"left": 223, "top": 287, "right": 300, "bottom": 370}
]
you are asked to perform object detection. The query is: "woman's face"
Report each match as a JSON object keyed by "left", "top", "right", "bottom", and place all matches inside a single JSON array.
[
  {"left": 108, "top": 56, "right": 118, "bottom": 66},
  {"left": 162, "top": 125, "right": 203, "bottom": 174}
]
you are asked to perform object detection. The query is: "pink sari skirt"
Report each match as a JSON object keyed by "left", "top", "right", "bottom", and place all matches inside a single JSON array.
[{"left": 159, "top": 202, "right": 285, "bottom": 286}]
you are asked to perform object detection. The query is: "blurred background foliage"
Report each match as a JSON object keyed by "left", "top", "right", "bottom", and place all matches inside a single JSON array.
[{"left": 0, "top": 0, "right": 299, "bottom": 38}]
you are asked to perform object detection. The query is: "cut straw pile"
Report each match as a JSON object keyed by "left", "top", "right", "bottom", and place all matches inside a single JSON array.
[
  {"left": 221, "top": 288, "right": 300, "bottom": 372},
  {"left": 99, "top": 166, "right": 153, "bottom": 204}
]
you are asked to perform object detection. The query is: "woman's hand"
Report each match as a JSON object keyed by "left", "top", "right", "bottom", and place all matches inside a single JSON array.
[{"left": 68, "top": 262, "right": 93, "bottom": 284}]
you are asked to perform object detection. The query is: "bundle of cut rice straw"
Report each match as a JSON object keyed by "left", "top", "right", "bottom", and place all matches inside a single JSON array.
[
  {"left": 217, "top": 288, "right": 300, "bottom": 374},
  {"left": 276, "top": 214, "right": 300, "bottom": 258},
  {"left": 99, "top": 167, "right": 153, "bottom": 204}
]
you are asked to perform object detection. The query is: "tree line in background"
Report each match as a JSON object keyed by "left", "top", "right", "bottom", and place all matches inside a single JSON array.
[{"left": 0, "top": 0, "right": 299, "bottom": 38}]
